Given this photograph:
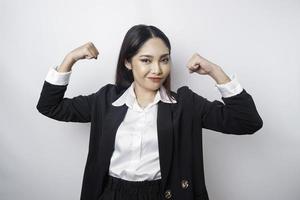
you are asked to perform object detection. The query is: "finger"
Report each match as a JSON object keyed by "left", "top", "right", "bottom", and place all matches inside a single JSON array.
[
  {"left": 187, "top": 62, "right": 198, "bottom": 71},
  {"left": 186, "top": 57, "right": 194, "bottom": 68},
  {"left": 188, "top": 65, "right": 195, "bottom": 72},
  {"left": 89, "top": 42, "right": 99, "bottom": 55},
  {"left": 90, "top": 43, "right": 99, "bottom": 55},
  {"left": 92, "top": 48, "right": 99, "bottom": 59},
  {"left": 85, "top": 42, "right": 98, "bottom": 58},
  {"left": 93, "top": 48, "right": 99, "bottom": 57},
  {"left": 191, "top": 64, "right": 201, "bottom": 73},
  {"left": 186, "top": 54, "right": 199, "bottom": 68},
  {"left": 87, "top": 47, "right": 97, "bottom": 59},
  {"left": 83, "top": 51, "right": 94, "bottom": 59},
  {"left": 84, "top": 54, "right": 93, "bottom": 59},
  {"left": 89, "top": 46, "right": 99, "bottom": 59},
  {"left": 192, "top": 64, "right": 200, "bottom": 70}
]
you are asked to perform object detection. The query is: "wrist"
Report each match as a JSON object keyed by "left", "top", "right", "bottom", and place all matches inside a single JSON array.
[
  {"left": 65, "top": 53, "right": 77, "bottom": 64},
  {"left": 57, "top": 55, "right": 75, "bottom": 72},
  {"left": 208, "top": 65, "right": 222, "bottom": 79},
  {"left": 208, "top": 66, "right": 231, "bottom": 84}
]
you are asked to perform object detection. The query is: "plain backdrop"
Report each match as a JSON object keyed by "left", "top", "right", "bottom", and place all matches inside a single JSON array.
[{"left": 1, "top": 0, "right": 299, "bottom": 199}]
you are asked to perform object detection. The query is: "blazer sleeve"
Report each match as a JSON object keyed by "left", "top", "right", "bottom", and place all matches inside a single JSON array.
[
  {"left": 36, "top": 81, "right": 97, "bottom": 123},
  {"left": 191, "top": 88, "right": 263, "bottom": 135}
]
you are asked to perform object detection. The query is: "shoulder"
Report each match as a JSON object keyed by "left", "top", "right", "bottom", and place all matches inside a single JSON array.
[
  {"left": 176, "top": 85, "right": 193, "bottom": 95},
  {"left": 167, "top": 85, "right": 198, "bottom": 107},
  {"left": 171, "top": 85, "right": 195, "bottom": 99},
  {"left": 94, "top": 83, "right": 127, "bottom": 101}
]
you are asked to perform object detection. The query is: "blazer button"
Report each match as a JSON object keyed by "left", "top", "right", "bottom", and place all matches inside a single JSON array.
[
  {"left": 164, "top": 189, "right": 172, "bottom": 199},
  {"left": 181, "top": 179, "right": 189, "bottom": 189}
]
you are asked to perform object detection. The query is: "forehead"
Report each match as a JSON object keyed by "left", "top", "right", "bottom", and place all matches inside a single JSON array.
[{"left": 136, "top": 38, "right": 169, "bottom": 56}]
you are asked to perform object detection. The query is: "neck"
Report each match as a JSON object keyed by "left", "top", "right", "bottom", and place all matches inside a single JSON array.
[{"left": 133, "top": 82, "right": 158, "bottom": 105}]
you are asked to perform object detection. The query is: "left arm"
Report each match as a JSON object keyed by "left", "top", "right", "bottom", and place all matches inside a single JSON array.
[
  {"left": 186, "top": 53, "right": 231, "bottom": 84},
  {"left": 186, "top": 53, "right": 263, "bottom": 134}
]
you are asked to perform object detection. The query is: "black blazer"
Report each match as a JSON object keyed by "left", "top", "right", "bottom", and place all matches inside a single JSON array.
[{"left": 36, "top": 81, "right": 263, "bottom": 200}]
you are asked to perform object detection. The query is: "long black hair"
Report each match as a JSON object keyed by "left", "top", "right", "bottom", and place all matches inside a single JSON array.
[{"left": 115, "top": 24, "right": 173, "bottom": 100}]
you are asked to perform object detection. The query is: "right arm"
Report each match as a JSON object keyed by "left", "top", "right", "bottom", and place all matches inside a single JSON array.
[{"left": 36, "top": 42, "right": 100, "bottom": 123}]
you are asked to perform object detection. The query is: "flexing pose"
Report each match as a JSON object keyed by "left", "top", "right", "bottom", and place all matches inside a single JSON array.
[{"left": 37, "top": 24, "right": 263, "bottom": 200}]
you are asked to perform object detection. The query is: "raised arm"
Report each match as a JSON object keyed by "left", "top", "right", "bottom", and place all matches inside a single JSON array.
[
  {"left": 36, "top": 42, "right": 100, "bottom": 122},
  {"left": 186, "top": 53, "right": 263, "bottom": 134}
]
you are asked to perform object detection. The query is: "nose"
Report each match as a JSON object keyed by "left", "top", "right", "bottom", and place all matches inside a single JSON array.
[{"left": 151, "top": 62, "right": 162, "bottom": 74}]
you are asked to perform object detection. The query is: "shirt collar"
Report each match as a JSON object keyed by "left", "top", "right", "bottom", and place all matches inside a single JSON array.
[{"left": 112, "top": 82, "right": 177, "bottom": 109}]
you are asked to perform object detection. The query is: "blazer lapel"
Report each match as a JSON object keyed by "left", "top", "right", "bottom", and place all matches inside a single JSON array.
[
  {"left": 98, "top": 104, "right": 128, "bottom": 169},
  {"left": 157, "top": 101, "right": 174, "bottom": 190}
]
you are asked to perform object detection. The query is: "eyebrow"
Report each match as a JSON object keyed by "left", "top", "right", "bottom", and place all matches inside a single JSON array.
[{"left": 139, "top": 53, "right": 170, "bottom": 58}]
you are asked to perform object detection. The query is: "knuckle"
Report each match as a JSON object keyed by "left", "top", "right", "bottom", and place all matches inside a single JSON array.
[
  {"left": 194, "top": 53, "right": 200, "bottom": 57},
  {"left": 86, "top": 42, "right": 93, "bottom": 48}
]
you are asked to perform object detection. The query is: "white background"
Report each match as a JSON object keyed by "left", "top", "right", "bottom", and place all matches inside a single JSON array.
[{"left": 1, "top": 0, "right": 299, "bottom": 199}]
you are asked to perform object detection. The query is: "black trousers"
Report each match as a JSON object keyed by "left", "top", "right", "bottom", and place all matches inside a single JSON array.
[{"left": 98, "top": 175, "right": 163, "bottom": 200}]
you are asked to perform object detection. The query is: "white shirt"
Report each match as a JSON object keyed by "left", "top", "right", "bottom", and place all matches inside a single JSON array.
[
  {"left": 45, "top": 65, "right": 243, "bottom": 181},
  {"left": 109, "top": 81, "right": 177, "bottom": 181}
]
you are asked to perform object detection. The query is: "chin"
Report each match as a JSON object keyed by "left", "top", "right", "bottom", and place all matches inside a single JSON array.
[{"left": 146, "top": 83, "right": 161, "bottom": 91}]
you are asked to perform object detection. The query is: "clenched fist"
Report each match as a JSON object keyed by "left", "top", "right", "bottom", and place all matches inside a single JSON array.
[
  {"left": 186, "top": 53, "right": 219, "bottom": 75},
  {"left": 68, "top": 42, "right": 99, "bottom": 62},
  {"left": 57, "top": 42, "right": 100, "bottom": 72}
]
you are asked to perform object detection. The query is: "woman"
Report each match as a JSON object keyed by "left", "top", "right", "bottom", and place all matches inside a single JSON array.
[{"left": 37, "top": 24, "right": 263, "bottom": 200}]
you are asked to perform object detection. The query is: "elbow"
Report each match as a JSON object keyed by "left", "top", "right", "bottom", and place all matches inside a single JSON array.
[
  {"left": 243, "top": 116, "right": 263, "bottom": 135},
  {"left": 36, "top": 103, "right": 50, "bottom": 116},
  {"left": 227, "top": 115, "right": 263, "bottom": 135},
  {"left": 36, "top": 103, "right": 41, "bottom": 112},
  {"left": 36, "top": 104, "right": 45, "bottom": 115},
  {"left": 255, "top": 117, "right": 263, "bottom": 132},
  {"left": 36, "top": 103, "right": 42, "bottom": 114}
]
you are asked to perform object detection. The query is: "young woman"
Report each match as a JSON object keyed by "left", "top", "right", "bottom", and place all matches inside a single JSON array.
[{"left": 37, "top": 24, "right": 263, "bottom": 200}]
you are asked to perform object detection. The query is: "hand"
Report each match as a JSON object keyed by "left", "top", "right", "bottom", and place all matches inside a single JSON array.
[
  {"left": 57, "top": 42, "right": 100, "bottom": 72},
  {"left": 67, "top": 42, "right": 99, "bottom": 62},
  {"left": 186, "top": 53, "right": 219, "bottom": 75}
]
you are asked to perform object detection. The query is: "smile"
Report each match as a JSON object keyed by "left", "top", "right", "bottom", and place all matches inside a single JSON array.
[{"left": 148, "top": 77, "right": 162, "bottom": 82}]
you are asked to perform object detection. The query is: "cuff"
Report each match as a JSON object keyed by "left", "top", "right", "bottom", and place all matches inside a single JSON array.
[
  {"left": 215, "top": 73, "right": 243, "bottom": 98},
  {"left": 45, "top": 65, "right": 72, "bottom": 85}
]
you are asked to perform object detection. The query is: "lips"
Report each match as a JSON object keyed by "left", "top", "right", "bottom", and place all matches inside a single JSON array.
[
  {"left": 148, "top": 77, "right": 162, "bottom": 79},
  {"left": 148, "top": 77, "right": 162, "bottom": 82}
]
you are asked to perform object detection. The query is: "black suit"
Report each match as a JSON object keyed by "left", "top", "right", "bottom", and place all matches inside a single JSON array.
[{"left": 36, "top": 81, "right": 263, "bottom": 200}]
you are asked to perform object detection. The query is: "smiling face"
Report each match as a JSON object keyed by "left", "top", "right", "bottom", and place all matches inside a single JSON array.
[{"left": 125, "top": 37, "right": 171, "bottom": 93}]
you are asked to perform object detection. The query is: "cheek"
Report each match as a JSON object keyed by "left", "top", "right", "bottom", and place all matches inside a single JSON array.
[
  {"left": 137, "top": 66, "right": 149, "bottom": 75},
  {"left": 162, "top": 65, "right": 171, "bottom": 74},
  {"left": 132, "top": 66, "right": 148, "bottom": 78}
]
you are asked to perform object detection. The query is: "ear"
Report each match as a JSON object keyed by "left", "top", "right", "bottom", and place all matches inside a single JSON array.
[{"left": 124, "top": 59, "right": 132, "bottom": 70}]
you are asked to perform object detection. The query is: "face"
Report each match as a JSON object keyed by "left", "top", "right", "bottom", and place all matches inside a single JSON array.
[{"left": 125, "top": 37, "right": 171, "bottom": 93}]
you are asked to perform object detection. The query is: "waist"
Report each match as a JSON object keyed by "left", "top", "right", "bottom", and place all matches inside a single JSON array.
[{"left": 104, "top": 174, "right": 162, "bottom": 192}]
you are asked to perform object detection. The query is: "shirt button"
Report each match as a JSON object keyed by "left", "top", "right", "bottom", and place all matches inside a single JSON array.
[
  {"left": 181, "top": 179, "right": 189, "bottom": 189},
  {"left": 164, "top": 189, "right": 172, "bottom": 199}
]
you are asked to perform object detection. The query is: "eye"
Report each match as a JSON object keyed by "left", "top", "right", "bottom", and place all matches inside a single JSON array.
[
  {"left": 141, "top": 59, "right": 151, "bottom": 63},
  {"left": 161, "top": 58, "right": 169, "bottom": 63}
]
